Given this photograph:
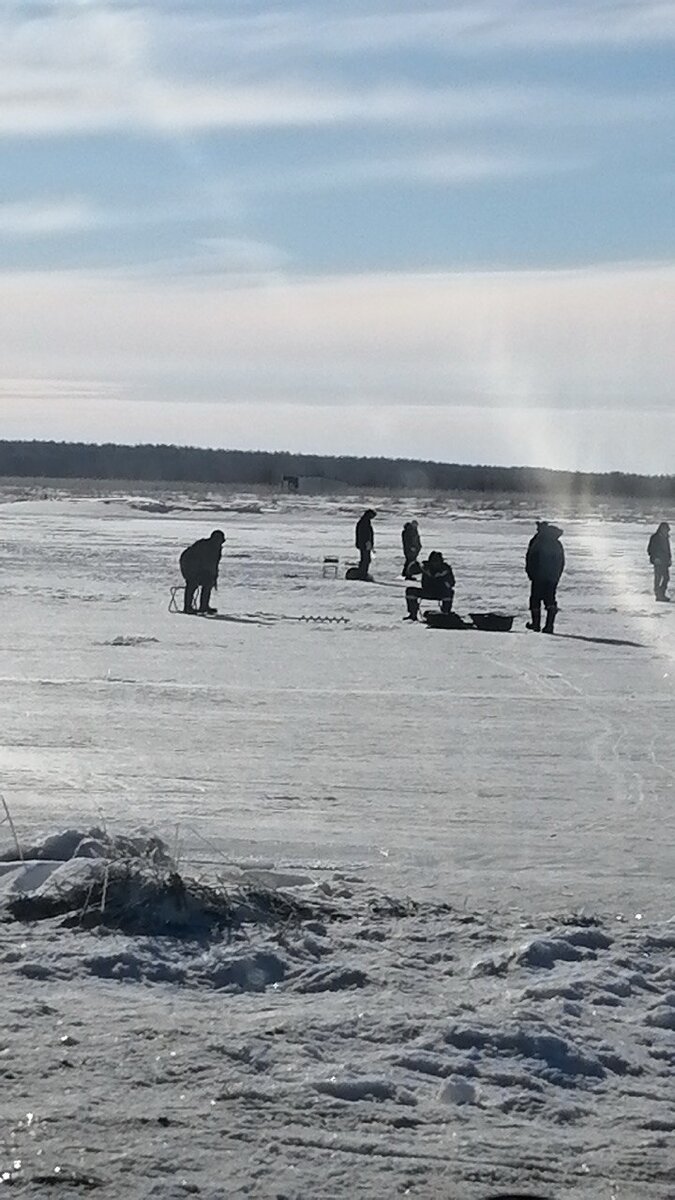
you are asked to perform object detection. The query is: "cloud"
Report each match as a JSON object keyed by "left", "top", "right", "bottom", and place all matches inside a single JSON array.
[
  {"left": 0, "top": 260, "right": 672, "bottom": 414},
  {"left": 160, "top": 1, "right": 675, "bottom": 58},
  {"left": 128, "top": 236, "right": 292, "bottom": 280},
  {"left": 258, "top": 147, "right": 582, "bottom": 194},
  {"left": 122, "top": 0, "right": 675, "bottom": 71},
  {"left": 1, "top": 5, "right": 672, "bottom": 138},
  {"left": 2, "top": 69, "right": 670, "bottom": 138},
  {"left": 0, "top": 198, "right": 104, "bottom": 236},
  {"left": 0, "top": 377, "right": 123, "bottom": 402}
]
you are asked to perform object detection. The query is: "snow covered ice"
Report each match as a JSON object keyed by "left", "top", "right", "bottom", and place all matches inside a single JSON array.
[{"left": 0, "top": 485, "right": 674, "bottom": 1198}]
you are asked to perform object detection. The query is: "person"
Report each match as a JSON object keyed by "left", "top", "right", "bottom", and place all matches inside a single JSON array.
[
  {"left": 401, "top": 519, "right": 422, "bottom": 578},
  {"left": 179, "top": 529, "right": 226, "bottom": 615},
  {"left": 647, "top": 521, "right": 671, "bottom": 602},
  {"left": 355, "top": 509, "right": 376, "bottom": 579},
  {"left": 404, "top": 551, "right": 455, "bottom": 621},
  {"left": 525, "top": 520, "right": 564, "bottom": 634}
]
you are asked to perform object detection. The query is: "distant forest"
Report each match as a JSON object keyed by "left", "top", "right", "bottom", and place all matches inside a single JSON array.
[{"left": 0, "top": 440, "right": 673, "bottom": 499}]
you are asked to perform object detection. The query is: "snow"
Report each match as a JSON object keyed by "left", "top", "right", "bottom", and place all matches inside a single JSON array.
[{"left": 0, "top": 485, "right": 674, "bottom": 1198}]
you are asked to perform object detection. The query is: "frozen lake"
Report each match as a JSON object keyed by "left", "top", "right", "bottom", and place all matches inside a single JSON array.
[
  {"left": 1, "top": 488, "right": 673, "bottom": 914},
  {"left": 1, "top": 486, "right": 673, "bottom": 1198}
]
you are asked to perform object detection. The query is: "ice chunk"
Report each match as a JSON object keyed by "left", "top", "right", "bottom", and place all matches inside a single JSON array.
[{"left": 439, "top": 1076, "right": 479, "bottom": 1105}]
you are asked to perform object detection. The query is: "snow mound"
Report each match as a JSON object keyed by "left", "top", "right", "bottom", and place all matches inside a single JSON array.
[
  {"left": 516, "top": 927, "right": 612, "bottom": 969},
  {"left": 0, "top": 825, "right": 331, "bottom": 939},
  {"left": 1, "top": 858, "right": 328, "bottom": 937},
  {"left": 313, "top": 1076, "right": 416, "bottom": 1106},
  {"left": 443, "top": 1023, "right": 609, "bottom": 1082},
  {"left": 289, "top": 963, "right": 369, "bottom": 993},
  {"left": 0, "top": 826, "right": 171, "bottom": 865},
  {"left": 472, "top": 922, "right": 613, "bottom": 976}
]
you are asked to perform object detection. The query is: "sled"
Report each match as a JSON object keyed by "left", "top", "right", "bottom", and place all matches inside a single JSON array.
[
  {"left": 468, "top": 612, "right": 514, "bottom": 632},
  {"left": 424, "top": 611, "right": 472, "bottom": 630},
  {"left": 423, "top": 610, "right": 514, "bottom": 632}
]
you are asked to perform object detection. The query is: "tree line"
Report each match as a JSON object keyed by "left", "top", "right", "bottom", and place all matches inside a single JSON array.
[{"left": 0, "top": 440, "right": 673, "bottom": 499}]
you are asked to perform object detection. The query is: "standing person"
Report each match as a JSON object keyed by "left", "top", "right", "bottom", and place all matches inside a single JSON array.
[
  {"left": 401, "top": 519, "right": 422, "bottom": 579},
  {"left": 648, "top": 522, "right": 671, "bottom": 602},
  {"left": 525, "top": 520, "right": 565, "bottom": 634},
  {"left": 179, "top": 529, "right": 226, "bottom": 615},
  {"left": 355, "top": 509, "right": 376, "bottom": 579},
  {"left": 404, "top": 551, "right": 455, "bottom": 621}
]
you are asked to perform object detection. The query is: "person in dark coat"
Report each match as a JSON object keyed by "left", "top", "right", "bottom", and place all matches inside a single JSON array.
[
  {"left": 525, "top": 520, "right": 564, "bottom": 633},
  {"left": 404, "top": 551, "right": 455, "bottom": 621},
  {"left": 179, "top": 529, "right": 226, "bottom": 614},
  {"left": 648, "top": 521, "right": 671, "bottom": 601},
  {"left": 355, "top": 509, "right": 376, "bottom": 579},
  {"left": 401, "top": 520, "right": 422, "bottom": 578}
]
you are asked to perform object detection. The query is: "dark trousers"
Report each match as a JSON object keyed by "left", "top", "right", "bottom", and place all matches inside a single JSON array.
[
  {"left": 182, "top": 573, "right": 214, "bottom": 613},
  {"left": 358, "top": 547, "right": 371, "bottom": 578},
  {"left": 653, "top": 562, "right": 670, "bottom": 599},
  {"left": 406, "top": 586, "right": 454, "bottom": 620},
  {"left": 529, "top": 579, "right": 558, "bottom": 632},
  {"left": 402, "top": 555, "right": 419, "bottom": 579}
]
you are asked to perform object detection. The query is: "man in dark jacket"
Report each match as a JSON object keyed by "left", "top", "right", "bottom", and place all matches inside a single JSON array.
[
  {"left": 648, "top": 522, "right": 671, "bottom": 602},
  {"left": 405, "top": 551, "right": 455, "bottom": 621},
  {"left": 179, "top": 529, "right": 225, "bottom": 614},
  {"left": 401, "top": 520, "right": 422, "bottom": 578},
  {"left": 525, "top": 520, "right": 564, "bottom": 633},
  {"left": 355, "top": 509, "right": 376, "bottom": 579}
]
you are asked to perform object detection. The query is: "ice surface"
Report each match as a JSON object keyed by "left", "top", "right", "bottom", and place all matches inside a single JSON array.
[{"left": 0, "top": 486, "right": 674, "bottom": 1198}]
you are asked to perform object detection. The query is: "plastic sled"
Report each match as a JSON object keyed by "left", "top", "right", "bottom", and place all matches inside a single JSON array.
[
  {"left": 469, "top": 612, "right": 514, "bottom": 632},
  {"left": 424, "top": 611, "right": 472, "bottom": 630}
]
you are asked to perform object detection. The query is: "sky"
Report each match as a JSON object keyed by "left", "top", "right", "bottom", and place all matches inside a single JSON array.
[{"left": 1, "top": 0, "right": 674, "bottom": 473}]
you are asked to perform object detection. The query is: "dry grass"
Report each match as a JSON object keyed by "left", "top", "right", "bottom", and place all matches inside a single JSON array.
[{"left": 0, "top": 794, "right": 23, "bottom": 862}]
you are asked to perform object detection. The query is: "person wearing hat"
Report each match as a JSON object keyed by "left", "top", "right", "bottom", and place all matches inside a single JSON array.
[
  {"left": 647, "top": 521, "right": 671, "bottom": 602},
  {"left": 525, "top": 520, "right": 565, "bottom": 634},
  {"left": 179, "top": 529, "right": 226, "bottom": 615},
  {"left": 401, "top": 519, "right": 422, "bottom": 579},
  {"left": 404, "top": 550, "right": 455, "bottom": 621},
  {"left": 355, "top": 509, "right": 376, "bottom": 579}
]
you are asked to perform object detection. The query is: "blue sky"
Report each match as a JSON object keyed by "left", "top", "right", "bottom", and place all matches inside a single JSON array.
[{"left": 1, "top": 0, "right": 674, "bottom": 471}]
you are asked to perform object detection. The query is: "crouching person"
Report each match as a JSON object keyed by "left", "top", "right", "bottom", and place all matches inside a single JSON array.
[
  {"left": 179, "top": 529, "right": 226, "bottom": 615},
  {"left": 405, "top": 551, "right": 455, "bottom": 621}
]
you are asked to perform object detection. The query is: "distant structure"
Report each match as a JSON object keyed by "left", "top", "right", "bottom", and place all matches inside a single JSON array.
[{"left": 281, "top": 475, "right": 349, "bottom": 495}]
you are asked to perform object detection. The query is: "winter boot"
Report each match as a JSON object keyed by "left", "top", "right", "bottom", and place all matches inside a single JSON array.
[
  {"left": 526, "top": 604, "right": 541, "bottom": 632},
  {"left": 542, "top": 603, "right": 558, "bottom": 634},
  {"left": 405, "top": 593, "right": 420, "bottom": 621}
]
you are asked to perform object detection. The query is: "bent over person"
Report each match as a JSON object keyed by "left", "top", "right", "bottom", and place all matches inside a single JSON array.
[
  {"left": 525, "top": 521, "right": 564, "bottom": 634},
  {"left": 648, "top": 522, "right": 671, "bottom": 602},
  {"left": 179, "top": 529, "right": 226, "bottom": 615}
]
